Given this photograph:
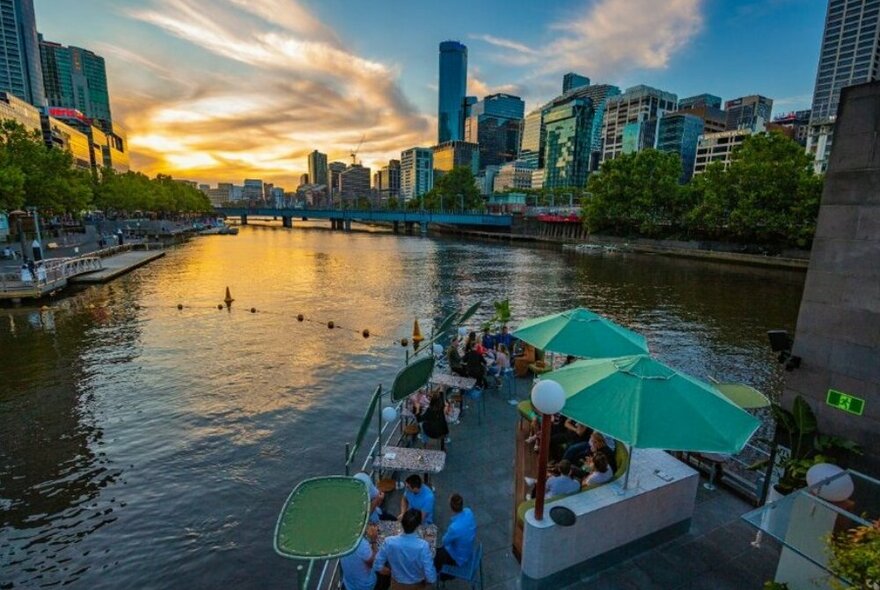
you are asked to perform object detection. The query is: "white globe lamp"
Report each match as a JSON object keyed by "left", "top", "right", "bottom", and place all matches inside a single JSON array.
[
  {"left": 458, "top": 326, "right": 468, "bottom": 337},
  {"left": 806, "top": 463, "right": 854, "bottom": 502},
  {"left": 381, "top": 406, "right": 398, "bottom": 423},
  {"left": 432, "top": 343, "right": 444, "bottom": 356},
  {"left": 531, "top": 379, "right": 566, "bottom": 415}
]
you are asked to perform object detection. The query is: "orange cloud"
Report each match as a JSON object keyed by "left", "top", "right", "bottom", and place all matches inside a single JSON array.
[{"left": 110, "top": 0, "right": 432, "bottom": 187}]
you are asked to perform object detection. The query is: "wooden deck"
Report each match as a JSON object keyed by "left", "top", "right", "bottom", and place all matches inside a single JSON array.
[{"left": 70, "top": 251, "right": 165, "bottom": 283}]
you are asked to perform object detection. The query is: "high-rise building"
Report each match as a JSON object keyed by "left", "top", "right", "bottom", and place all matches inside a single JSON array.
[
  {"left": 675, "top": 103, "right": 727, "bottom": 133},
  {"left": 475, "top": 165, "right": 500, "bottom": 196},
  {"left": 438, "top": 41, "right": 467, "bottom": 143},
  {"left": 693, "top": 128, "right": 757, "bottom": 176},
  {"left": 543, "top": 98, "right": 595, "bottom": 189},
  {"left": 0, "top": 90, "right": 40, "bottom": 131},
  {"left": 307, "top": 150, "right": 328, "bottom": 187},
  {"left": 807, "top": 0, "right": 880, "bottom": 173},
  {"left": 493, "top": 161, "right": 533, "bottom": 192},
  {"left": 339, "top": 164, "right": 371, "bottom": 201},
  {"left": 562, "top": 73, "right": 590, "bottom": 93},
  {"left": 656, "top": 112, "right": 705, "bottom": 183},
  {"left": 243, "top": 179, "right": 264, "bottom": 202},
  {"left": 769, "top": 110, "right": 812, "bottom": 146},
  {"left": 678, "top": 94, "right": 722, "bottom": 110},
  {"left": 47, "top": 107, "right": 128, "bottom": 172},
  {"left": 299, "top": 173, "right": 309, "bottom": 186},
  {"left": 518, "top": 109, "right": 544, "bottom": 170},
  {"left": 725, "top": 95, "right": 773, "bottom": 131},
  {"left": 400, "top": 147, "right": 433, "bottom": 203},
  {"left": 602, "top": 85, "right": 677, "bottom": 162},
  {"left": 433, "top": 140, "right": 479, "bottom": 175},
  {"left": 39, "top": 37, "right": 112, "bottom": 126},
  {"left": 464, "top": 93, "right": 524, "bottom": 169},
  {"left": 40, "top": 113, "right": 91, "bottom": 169},
  {"left": 328, "top": 161, "right": 347, "bottom": 201},
  {"left": 622, "top": 119, "right": 659, "bottom": 154},
  {"left": 376, "top": 159, "right": 400, "bottom": 201},
  {"left": 0, "top": 0, "right": 44, "bottom": 107}
]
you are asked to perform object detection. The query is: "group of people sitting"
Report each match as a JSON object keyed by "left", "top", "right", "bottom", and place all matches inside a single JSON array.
[
  {"left": 446, "top": 326, "right": 515, "bottom": 389},
  {"left": 343, "top": 473, "right": 477, "bottom": 590},
  {"left": 524, "top": 418, "right": 618, "bottom": 499}
]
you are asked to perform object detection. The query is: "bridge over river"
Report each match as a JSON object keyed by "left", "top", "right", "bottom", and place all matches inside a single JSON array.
[{"left": 215, "top": 207, "right": 513, "bottom": 232}]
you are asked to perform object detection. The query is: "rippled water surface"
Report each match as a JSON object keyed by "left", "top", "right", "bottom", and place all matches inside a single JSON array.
[{"left": 0, "top": 224, "right": 805, "bottom": 588}]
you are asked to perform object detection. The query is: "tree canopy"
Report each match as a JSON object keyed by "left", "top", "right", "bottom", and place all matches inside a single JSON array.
[{"left": 420, "top": 167, "right": 482, "bottom": 211}]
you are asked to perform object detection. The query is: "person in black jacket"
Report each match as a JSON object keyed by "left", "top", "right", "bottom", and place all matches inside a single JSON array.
[
  {"left": 462, "top": 342, "right": 487, "bottom": 388},
  {"left": 419, "top": 393, "right": 449, "bottom": 450}
]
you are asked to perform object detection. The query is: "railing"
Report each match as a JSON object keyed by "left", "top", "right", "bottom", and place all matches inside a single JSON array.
[{"left": 0, "top": 254, "right": 103, "bottom": 294}]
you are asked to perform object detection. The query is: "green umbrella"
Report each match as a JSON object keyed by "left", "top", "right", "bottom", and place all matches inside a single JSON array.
[
  {"left": 711, "top": 382, "right": 770, "bottom": 409},
  {"left": 551, "top": 355, "right": 761, "bottom": 454},
  {"left": 512, "top": 308, "right": 648, "bottom": 358}
]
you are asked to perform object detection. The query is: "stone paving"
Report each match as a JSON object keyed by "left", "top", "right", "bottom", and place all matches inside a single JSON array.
[{"left": 383, "top": 376, "right": 781, "bottom": 590}]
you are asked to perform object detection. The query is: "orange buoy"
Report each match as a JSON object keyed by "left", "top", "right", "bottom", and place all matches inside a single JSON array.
[
  {"left": 177, "top": 304, "right": 183, "bottom": 310},
  {"left": 250, "top": 307, "right": 256, "bottom": 313},
  {"left": 224, "top": 287, "right": 234, "bottom": 307},
  {"left": 412, "top": 319, "right": 424, "bottom": 345},
  {"left": 401, "top": 338, "right": 409, "bottom": 347},
  {"left": 297, "top": 314, "right": 304, "bottom": 322},
  {"left": 328, "top": 321, "right": 335, "bottom": 329},
  {"left": 362, "top": 329, "right": 370, "bottom": 338},
  {"left": 217, "top": 304, "right": 223, "bottom": 310}
]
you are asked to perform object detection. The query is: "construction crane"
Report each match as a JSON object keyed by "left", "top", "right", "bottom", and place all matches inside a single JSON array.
[{"left": 350, "top": 134, "right": 365, "bottom": 165}]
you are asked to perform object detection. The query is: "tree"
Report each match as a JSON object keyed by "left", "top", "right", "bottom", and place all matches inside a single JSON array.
[
  {"left": 689, "top": 131, "right": 822, "bottom": 246},
  {"left": 422, "top": 167, "right": 482, "bottom": 211},
  {"left": 583, "top": 149, "right": 684, "bottom": 236},
  {"left": 386, "top": 197, "right": 399, "bottom": 210}
]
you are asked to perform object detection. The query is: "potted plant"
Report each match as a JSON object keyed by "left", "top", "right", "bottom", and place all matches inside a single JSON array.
[
  {"left": 827, "top": 520, "right": 880, "bottom": 590},
  {"left": 751, "top": 395, "right": 861, "bottom": 498},
  {"left": 482, "top": 299, "right": 512, "bottom": 333}
]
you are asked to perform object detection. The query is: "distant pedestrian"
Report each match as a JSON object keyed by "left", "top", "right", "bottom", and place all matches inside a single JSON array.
[
  {"left": 20, "top": 263, "right": 32, "bottom": 283},
  {"left": 36, "top": 263, "right": 47, "bottom": 283},
  {"left": 116, "top": 229, "right": 124, "bottom": 246},
  {"left": 32, "top": 239, "right": 42, "bottom": 262},
  {"left": 27, "top": 259, "right": 35, "bottom": 277}
]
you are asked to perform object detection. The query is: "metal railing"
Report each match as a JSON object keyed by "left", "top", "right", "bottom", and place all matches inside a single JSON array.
[{"left": 0, "top": 254, "right": 103, "bottom": 294}]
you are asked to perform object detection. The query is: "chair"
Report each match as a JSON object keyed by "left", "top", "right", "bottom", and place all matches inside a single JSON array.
[
  {"left": 439, "top": 542, "right": 483, "bottom": 589},
  {"left": 513, "top": 345, "right": 536, "bottom": 377}
]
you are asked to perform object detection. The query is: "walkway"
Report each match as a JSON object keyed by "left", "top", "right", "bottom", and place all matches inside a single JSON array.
[
  {"left": 384, "top": 377, "right": 780, "bottom": 590},
  {"left": 70, "top": 250, "right": 165, "bottom": 284}
]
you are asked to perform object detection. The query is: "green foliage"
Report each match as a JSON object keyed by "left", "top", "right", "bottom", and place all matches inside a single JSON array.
[
  {"left": 482, "top": 299, "right": 512, "bottom": 331},
  {"left": 386, "top": 197, "right": 399, "bottom": 210},
  {"left": 584, "top": 149, "right": 687, "bottom": 237},
  {"left": 828, "top": 521, "right": 880, "bottom": 590},
  {"left": 687, "top": 131, "right": 821, "bottom": 246},
  {"left": 95, "top": 169, "right": 212, "bottom": 214},
  {"left": 422, "top": 167, "right": 482, "bottom": 211},
  {"left": 582, "top": 132, "right": 822, "bottom": 248}
]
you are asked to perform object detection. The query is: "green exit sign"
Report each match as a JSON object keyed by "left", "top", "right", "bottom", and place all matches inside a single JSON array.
[{"left": 826, "top": 389, "right": 865, "bottom": 416}]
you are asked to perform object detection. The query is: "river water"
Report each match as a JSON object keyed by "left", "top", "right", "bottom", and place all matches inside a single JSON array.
[{"left": 0, "top": 224, "right": 805, "bottom": 588}]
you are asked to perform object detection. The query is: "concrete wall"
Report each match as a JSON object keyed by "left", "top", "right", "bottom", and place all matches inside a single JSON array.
[{"left": 783, "top": 81, "right": 880, "bottom": 472}]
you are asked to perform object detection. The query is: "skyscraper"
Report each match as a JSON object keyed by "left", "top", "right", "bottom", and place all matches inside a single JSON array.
[
  {"left": 339, "top": 164, "right": 371, "bottom": 202},
  {"left": 518, "top": 110, "right": 544, "bottom": 170},
  {"left": 432, "top": 141, "right": 479, "bottom": 175},
  {"left": 438, "top": 41, "right": 467, "bottom": 143},
  {"left": 307, "top": 150, "right": 328, "bottom": 187},
  {"left": 543, "top": 98, "right": 595, "bottom": 189},
  {"left": 562, "top": 73, "right": 590, "bottom": 93},
  {"left": 328, "top": 161, "right": 347, "bottom": 202},
  {"left": 400, "top": 147, "right": 434, "bottom": 203},
  {"left": 39, "top": 37, "right": 112, "bottom": 126},
  {"left": 602, "top": 85, "right": 677, "bottom": 162},
  {"left": 675, "top": 94, "right": 727, "bottom": 133},
  {"left": 0, "top": 0, "right": 44, "bottom": 107},
  {"left": 656, "top": 112, "right": 705, "bottom": 183},
  {"left": 725, "top": 95, "right": 773, "bottom": 131},
  {"left": 464, "top": 93, "right": 525, "bottom": 169},
  {"left": 807, "top": 0, "right": 880, "bottom": 173},
  {"left": 376, "top": 159, "right": 400, "bottom": 201}
]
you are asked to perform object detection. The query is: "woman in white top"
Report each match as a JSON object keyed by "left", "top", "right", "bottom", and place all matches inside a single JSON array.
[{"left": 20, "top": 264, "right": 33, "bottom": 283}]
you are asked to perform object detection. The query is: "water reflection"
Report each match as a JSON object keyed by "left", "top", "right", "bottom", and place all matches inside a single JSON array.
[{"left": 0, "top": 225, "right": 803, "bottom": 588}]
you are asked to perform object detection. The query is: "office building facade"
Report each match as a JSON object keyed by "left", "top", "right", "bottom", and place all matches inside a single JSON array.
[
  {"left": 601, "top": 85, "right": 677, "bottom": 162},
  {"left": 562, "top": 73, "right": 590, "bottom": 93},
  {"left": 725, "top": 95, "right": 773, "bottom": 131},
  {"left": 307, "top": 150, "right": 328, "bottom": 187},
  {"left": 39, "top": 38, "right": 112, "bottom": 126},
  {"left": 769, "top": 110, "right": 812, "bottom": 145},
  {"left": 328, "top": 161, "right": 347, "bottom": 199},
  {"left": 493, "top": 161, "right": 533, "bottom": 192},
  {"left": 656, "top": 112, "right": 705, "bottom": 182},
  {"left": 518, "top": 109, "right": 544, "bottom": 169},
  {"left": 47, "top": 106, "right": 128, "bottom": 172},
  {"left": 807, "top": 0, "right": 880, "bottom": 173},
  {"left": 438, "top": 41, "right": 467, "bottom": 143},
  {"left": 0, "top": 0, "right": 44, "bottom": 107},
  {"left": 375, "top": 159, "right": 400, "bottom": 201},
  {"left": 693, "top": 128, "right": 756, "bottom": 175},
  {"left": 543, "top": 98, "right": 594, "bottom": 189},
  {"left": 0, "top": 90, "right": 40, "bottom": 131},
  {"left": 432, "top": 140, "right": 479, "bottom": 175},
  {"left": 464, "top": 93, "right": 524, "bottom": 169},
  {"left": 41, "top": 114, "right": 91, "bottom": 169},
  {"left": 339, "top": 164, "right": 371, "bottom": 201},
  {"left": 400, "top": 147, "right": 433, "bottom": 202},
  {"left": 678, "top": 94, "right": 722, "bottom": 110}
]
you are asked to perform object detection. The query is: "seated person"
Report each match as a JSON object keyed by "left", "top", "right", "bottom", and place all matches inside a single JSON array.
[
  {"left": 524, "top": 459, "right": 581, "bottom": 499},
  {"left": 481, "top": 328, "right": 496, "bottom": 351},
  {"left": 374, "top": 509, "right": 436, "bottom": 589},
  {"left": 494, "top": 345, "right": 510, "bottom": 372},
  {"left": 447, "top": 338, "right": 468, "bottom": 377},
  {"left": 400, "top": 474, "right": 435, "bottom": 525},
  {"left": 551, "top": 418, "right": 592, "bottom": 462},
  {"left": 583, "top": 451, "right": 613, "bottom": 487},
  {"left": 419, "top": 393, "right": 449, "bottom": 447},
  {"left": 462, "top": 342, "right": 487, "bottom": 388},
  {"left": 495, "top": 325, "right": 513, "bottom": 351},
  {"left": 340, "top": 523, "right": 378, "bottom": 590},
  {"left": 434, "top": 494, "right": 477, "bottom": 577},
  {"left": 353, "top": 472, "right": 397, "bottom": 523}
]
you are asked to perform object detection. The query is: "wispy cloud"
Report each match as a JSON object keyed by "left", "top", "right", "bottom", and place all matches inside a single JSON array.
[
  {"left": 469, "top": 34, "right": 538, "bottom": 56},
  {"left": 114, "top": 0, "right": 432, "bottom": 185}
]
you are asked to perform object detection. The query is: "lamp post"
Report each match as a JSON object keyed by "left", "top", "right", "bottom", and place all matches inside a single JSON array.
[
  {"left": 530, "top": 379, "right": 566, "bottom": 520},
  {"left": 9, "top": 209, "right": 27, "bottom": 261}
]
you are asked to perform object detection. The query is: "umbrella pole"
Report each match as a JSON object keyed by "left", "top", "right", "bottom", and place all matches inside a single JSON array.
[
  {"left": 534, "top": 414, "right": 552, "bottom": 520},
  {"left": 622, "top": 445, "right": 633, "bottom": 491}
]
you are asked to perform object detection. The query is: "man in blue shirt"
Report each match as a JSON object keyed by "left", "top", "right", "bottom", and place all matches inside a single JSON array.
[
  {"left": 496, "top": 325, "right": 513, "bottom": 351},
  {"left": 400, "top": 474, "right": 434, "bottom": 525},
  {"left": 374, "top": 509, "right": 436, "bottom": 588},
  {"left": 340, "top": 524, "right": 378, "bottom": 590},
  {"left": 434, "top": 493, "right": 477, "bottom": 576}
]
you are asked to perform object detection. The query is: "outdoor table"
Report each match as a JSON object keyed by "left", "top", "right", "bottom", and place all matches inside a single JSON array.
[
  {"left": 376, "top": 521, "right": 438, "bottom": 556},
  {"left": 374, "top": 445, "right": 446, "bottom": 474},
  {"left": 430, "top": 372, "right": 476, "bottom": 390}
]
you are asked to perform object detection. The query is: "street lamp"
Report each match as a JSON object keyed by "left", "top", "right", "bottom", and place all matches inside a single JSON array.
[
  {"left": 530, "top": 379, "right": 566, "bottom": 520},
  {"left": 9, "top": 209, "right": 27, "bottom": 261}
]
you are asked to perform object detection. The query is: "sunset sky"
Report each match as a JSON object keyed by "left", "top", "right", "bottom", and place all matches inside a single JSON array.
[{"left": 37, "top": 0, "right": 826, "bottom": 188}]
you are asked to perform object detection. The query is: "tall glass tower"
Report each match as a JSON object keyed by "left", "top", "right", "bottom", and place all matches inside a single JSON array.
[
  {"left": 0, "top": 0, "right": 44, "bottom": 107},
  {"left": 438, "top": 41, "right": 467, "bottom": 144},
  {"left": 39, "top": 37, "right": 112, "bottom": 126},
  {"left": 807, "top": 0, "right": 880, "bottom": 173}
]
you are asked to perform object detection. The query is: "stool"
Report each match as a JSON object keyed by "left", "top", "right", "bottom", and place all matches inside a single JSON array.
[
  {"left": 377, "top": 478, "right": 396, "bottom": 493},
  {"left": 699, "top": 453, "right": 726, "bottom": 490}
]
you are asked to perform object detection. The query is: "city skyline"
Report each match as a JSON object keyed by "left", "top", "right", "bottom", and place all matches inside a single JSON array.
[{"left": 36, "top": 0, "right": 827, "bottom": 186}]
